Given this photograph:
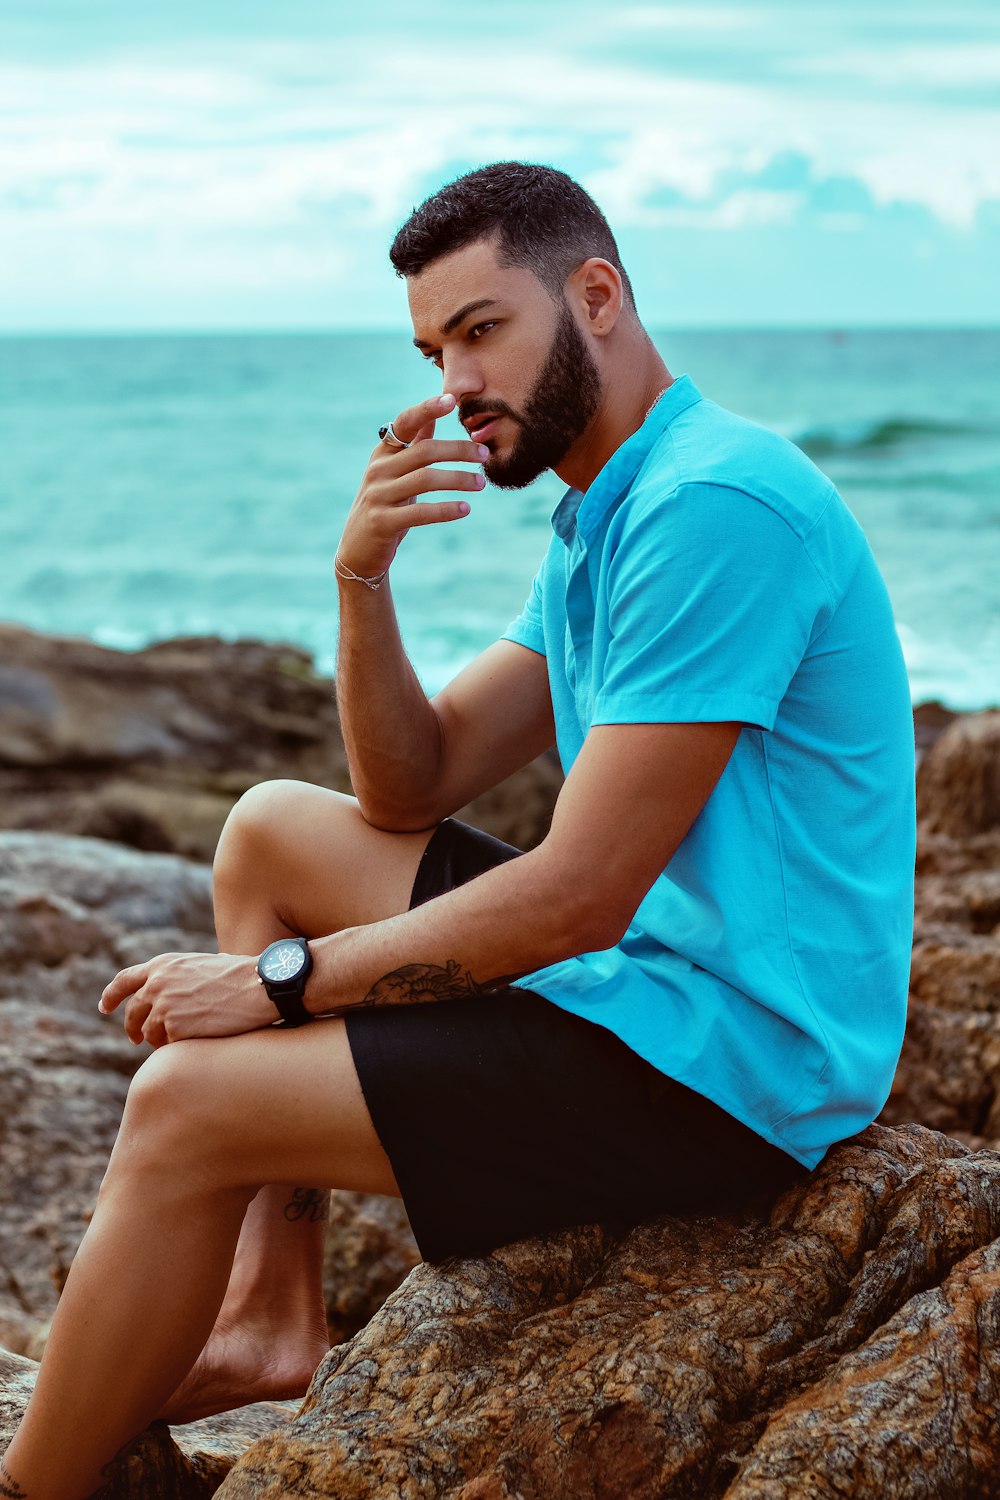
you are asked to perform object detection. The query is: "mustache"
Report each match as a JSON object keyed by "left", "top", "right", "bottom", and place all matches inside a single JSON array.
[{"left": 458, "top": 399, "right": 521, "bottom": 427}]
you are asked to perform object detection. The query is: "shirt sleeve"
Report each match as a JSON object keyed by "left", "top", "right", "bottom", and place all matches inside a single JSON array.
[
  {"left": 500, "top": 550, "right": 549, "bottom": 658},
  {"left": 593, "top": 481, "right": 834, "bottom": 730}
]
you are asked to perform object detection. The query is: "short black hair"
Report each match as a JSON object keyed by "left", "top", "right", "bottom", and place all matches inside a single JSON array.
[{"left": 389, "top": 161, "right": 635, "bottom": 310}]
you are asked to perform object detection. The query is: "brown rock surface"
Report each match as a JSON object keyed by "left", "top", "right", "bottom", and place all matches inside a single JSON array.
[
  {"left": 0, "top": 1346, "right": 297, "bottom": 1498},
  {"left": 882, "top": 710, "right": 1000, "bottom": 1150},
  {"left": 3, "top": 627, "right": 999, "bottom": 1497},
  {"left": 323, "top": 1192, "right": 420, "bottom": 1345},
  {"left": 217, "top": 1124, "right": 1000, "bottom": 1499},
  {"left": 916, "top": 710, "right": 1000, "bottom": 839},
  {"left": 0, "top": 623, "right": 562, "bottom": 859}
]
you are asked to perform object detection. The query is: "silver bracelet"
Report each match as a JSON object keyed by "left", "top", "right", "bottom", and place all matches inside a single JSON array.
[{"left": 334, "top": 551, "right": 388, "bottom": 591}]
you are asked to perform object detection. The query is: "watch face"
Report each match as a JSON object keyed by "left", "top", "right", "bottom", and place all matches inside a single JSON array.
[{"left": 260, "top": 940, "right": 306, "bottom": 983}]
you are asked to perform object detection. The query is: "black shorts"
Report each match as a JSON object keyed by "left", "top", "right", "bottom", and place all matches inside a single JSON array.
[{"left": 344, "top": 820, "right": 807, "bottom": 1263}]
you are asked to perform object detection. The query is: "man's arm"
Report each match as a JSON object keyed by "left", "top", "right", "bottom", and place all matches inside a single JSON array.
[
  {"left": 339, "top": 616, "right": 554, "bottom": 831},
  {"left": 308, "top": 719, "right": 741, "bottom": 1008},
  {"left": 103, "top": 720, "right": 741, "bottom": 1044},
  {"left": 336, "top": 390, "right": 554, "bottom": 829}
]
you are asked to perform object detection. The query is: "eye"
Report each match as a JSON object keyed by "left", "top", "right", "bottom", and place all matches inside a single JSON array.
[
  {"left": 469, "top": 321, "right": 497, "bottom": 341},
  {"left": 421, "top": 349, "right": 443, "bottom": 369}
]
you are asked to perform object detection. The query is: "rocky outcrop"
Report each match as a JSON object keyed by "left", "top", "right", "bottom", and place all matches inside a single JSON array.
[
  {"left": 880, "top": 712, "right": 1000, "bottom": 1151},
  {"left": 0, "top": 832, "right": 419, "bottom": 1361},
  {"left": 915, "top": 709, "right": 1000, "bottom": 840},
  {"left": 2, "top": 624, "right": 998, "bottom": 1497},
  {"left": 323, "top": 1192, "right": 419, "bottom": 1346},
  {"left": 0, "top": 833, "right": 216, "bottom": 1357},
  {"left": 216, "top": 1123, "right": 1000, "bottom": 1499},
  {"left": 0, "top": 624, "right": 562, "bottom": 859},
  {"left": 0, "top": 1346, "right": 298, "bottom": 1499}
]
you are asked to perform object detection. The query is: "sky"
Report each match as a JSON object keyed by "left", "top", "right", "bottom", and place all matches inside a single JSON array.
[{"left": 1, "top": 0, "right": 999, "bottom": 331}]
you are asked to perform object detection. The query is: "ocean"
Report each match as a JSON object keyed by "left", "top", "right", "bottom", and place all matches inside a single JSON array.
[{"left": 1, "top": 329, "right": 997, "bottom": 710}]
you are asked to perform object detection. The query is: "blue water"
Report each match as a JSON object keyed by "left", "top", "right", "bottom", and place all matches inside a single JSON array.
[{"left": 1, "top": 329, "right": 997, "bottom": 709}]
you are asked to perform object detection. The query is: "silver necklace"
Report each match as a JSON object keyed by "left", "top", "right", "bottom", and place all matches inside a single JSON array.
[{"left": 644, "top": 386, "right": 670, "bottom": 422}]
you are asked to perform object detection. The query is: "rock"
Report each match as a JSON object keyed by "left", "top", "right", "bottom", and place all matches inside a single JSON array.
[
  {"left": 3, "top": 634, "right": 1000, "bottom": 1496},
  {"left": 882, "top": 1001, "right": 1000, "bottom": 1142},
  {"left": 0, "top": 1346, "right": 297, "bottom": 1499},
  {"left": 0, "top": 832, "right": 419, "bottom": 1360},
  {"left": 916, "top": 710, "right": 1000, "bottom": 839},
  {"left": 0, "top": 625, "right": 562, "bottom": 860},
  {"left": 323, "top": 1193, "right": 420, "bottom": 1345},
  {"left": 0, "top": 833, "right": 216, "bottom": 1355},
  {"left": 912, "top": 699, "right": 959, "bottom": 762},
  {"left": 214, "top": 1124, "right": 1000, "bottom": 1499},
  {"left": 881, "top": 711, "right": 1000, "bottom": 1152},
  {"left": 5, "top": 1124, "right": 1000, "bottom": 1498}
]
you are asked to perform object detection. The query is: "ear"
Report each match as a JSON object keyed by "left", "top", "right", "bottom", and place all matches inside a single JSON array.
[{"left": 566, "top": 258, "right": 623, "bottom": 337}]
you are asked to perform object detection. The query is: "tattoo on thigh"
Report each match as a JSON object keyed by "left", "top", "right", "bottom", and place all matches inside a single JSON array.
[
  {"left": 362, "top": 960, "right": 509, "bottom": 1007},
  {"left": 0, "top": 1460, "right": 27, "bottom": 1498},
  {"left": 283, "top": 1187, "right": 329, "bottom": 1224}
]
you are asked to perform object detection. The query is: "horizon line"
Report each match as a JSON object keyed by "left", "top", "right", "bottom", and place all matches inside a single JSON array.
[{"left": 3, "top": 322, "right": 999, "bottom": 340}]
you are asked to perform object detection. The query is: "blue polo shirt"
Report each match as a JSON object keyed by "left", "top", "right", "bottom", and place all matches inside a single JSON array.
[{"left": 502, "top": 375, "right": 915, "bottom": 1168}]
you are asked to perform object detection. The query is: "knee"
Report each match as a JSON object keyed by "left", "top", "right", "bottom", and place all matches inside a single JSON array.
[
  {"left": 118, "top": 1042, "right": 215, "bottom": 1169},
  {"left": 105, "top": 1045, "right": 258, "bottom": 1205},
  {"left": 214, "top": 779, "right": 329, "bottom": 883}
]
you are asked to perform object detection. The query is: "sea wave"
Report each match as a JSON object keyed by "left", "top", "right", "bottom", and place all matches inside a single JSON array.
[{"left": 792, "top": 416, "right": 985, "bottom": 457}]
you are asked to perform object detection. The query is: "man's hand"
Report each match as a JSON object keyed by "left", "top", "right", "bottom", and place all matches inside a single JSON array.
[
  {"left": 99, "top": 952, "right": 276, "bottom": 1048},
  {"left": 337, "top": 391, "right": 489, "bottom": 580}
]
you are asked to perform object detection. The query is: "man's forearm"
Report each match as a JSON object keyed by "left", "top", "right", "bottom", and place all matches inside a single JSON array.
[
  {"left": 306, "top": 842, "right": 617, "bottom": 1015},
  {"left": 334, "top": 391, "right": 486, "bottom": 828},
  {"left": 336, "top": 577, "right": 444, "bottom": 828}
]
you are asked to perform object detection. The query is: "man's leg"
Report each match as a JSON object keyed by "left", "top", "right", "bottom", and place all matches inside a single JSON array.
[
  {"left": 2, "top": 782, "right": 435, "bottom": 1500},
  {"left": 2, "top": 1020, "right": 414, "bottom": 1500},
  {"left": 160, "top": 779, "right": 434, "bottom": 1423}
]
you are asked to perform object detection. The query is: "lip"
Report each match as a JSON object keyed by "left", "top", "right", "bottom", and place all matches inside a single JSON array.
[{"left": 466, "top": 415, "right": 502, "bottom": 443}]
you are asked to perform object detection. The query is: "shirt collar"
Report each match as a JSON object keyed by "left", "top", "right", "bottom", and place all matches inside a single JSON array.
[{"left": 549, "top": 374, "right": 703, "bottom": 547}]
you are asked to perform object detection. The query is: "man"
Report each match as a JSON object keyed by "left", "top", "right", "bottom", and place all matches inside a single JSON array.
[{"left": 2, "top": 163, "right": 915, "bottom": 1499}]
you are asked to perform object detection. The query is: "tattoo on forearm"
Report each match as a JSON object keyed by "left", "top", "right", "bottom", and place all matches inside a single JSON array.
[
  {"left": 0, "top": 1460, "right": 27, "bottom": 1498},
  {"left": 283, "top": 1187, "right": 329, "bottom": 1224},
  {"left": 362, "top": 960, "right": 528, "bottom": 1008}
]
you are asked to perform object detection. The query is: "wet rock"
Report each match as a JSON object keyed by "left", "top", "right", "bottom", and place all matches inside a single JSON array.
[{"left": 217, "top": 1125, "right": 1000, "bottom": 1500}]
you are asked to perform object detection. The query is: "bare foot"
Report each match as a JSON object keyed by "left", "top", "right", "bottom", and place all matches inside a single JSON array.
[{"left": 158, "top": 1312, "right": 331, "bottom": 1425}]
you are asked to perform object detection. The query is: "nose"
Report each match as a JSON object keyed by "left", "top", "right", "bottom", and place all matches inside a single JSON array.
[{"left": 440, "top": 347, "right": 486, "bottom": 405}]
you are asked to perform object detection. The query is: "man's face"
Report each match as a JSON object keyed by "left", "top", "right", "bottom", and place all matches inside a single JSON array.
[{"left": 407, "top": 238, "right": 603, "bottom": 489}]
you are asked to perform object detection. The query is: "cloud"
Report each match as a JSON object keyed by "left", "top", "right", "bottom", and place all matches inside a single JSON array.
[{"left": 1, "top": 6, "right": 998, "bottom": 327}]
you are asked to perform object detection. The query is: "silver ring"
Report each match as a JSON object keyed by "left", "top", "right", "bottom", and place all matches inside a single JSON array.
[{"left": 378, "top": 422, "right": 409, "bottom": 450}]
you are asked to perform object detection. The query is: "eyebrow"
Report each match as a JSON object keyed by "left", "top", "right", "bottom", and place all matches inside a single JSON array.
[{"left": 412, "top": 298, "right": 499, "bottom": 349}]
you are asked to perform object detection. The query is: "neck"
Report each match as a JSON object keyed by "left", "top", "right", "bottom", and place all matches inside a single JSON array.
[{"left": 555, "top": 336, "right": 673, "bottom": 492}]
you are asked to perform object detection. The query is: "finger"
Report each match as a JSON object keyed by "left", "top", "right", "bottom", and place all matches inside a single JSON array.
[
  {"left": 394, "top": 498, "right": 477, "bottom": 529},
  {"left": 386, "top": 392, "right": 456, "bottom": 447},
  {"left": 123, "top": 993, "right": 152, "bottom": 1046},
  {"left": 142, "top": 1017, "right": 169, "bottom": 1049},
  {"left": 392, "top": 438, "right": 489, "bottom": 469},
  {"left": 385, "top": 467, "right": 487, "bottom": 503},
  {"left": 99, "top": 965, "right": 148, "bottom": 1015}
]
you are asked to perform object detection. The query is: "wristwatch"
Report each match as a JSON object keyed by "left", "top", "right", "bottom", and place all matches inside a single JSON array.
[{"left": 256, "top": 937, "right": 314, "bottom": 1027}]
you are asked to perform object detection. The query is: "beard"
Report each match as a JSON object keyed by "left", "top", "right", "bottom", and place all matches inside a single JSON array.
[{"left": 464, "top": 299, "right": 603, "bottom": 491}]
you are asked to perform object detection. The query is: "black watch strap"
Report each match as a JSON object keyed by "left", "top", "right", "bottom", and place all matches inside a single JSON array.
[{"left": 267, "top": 983, "right": 312, "bottom": 1028}]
